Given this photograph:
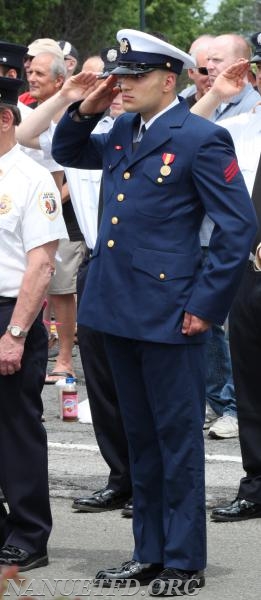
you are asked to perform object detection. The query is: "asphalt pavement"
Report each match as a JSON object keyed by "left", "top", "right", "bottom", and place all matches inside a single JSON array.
[{"left": 3, "top": 347, "right": 261, "bottom": 600}]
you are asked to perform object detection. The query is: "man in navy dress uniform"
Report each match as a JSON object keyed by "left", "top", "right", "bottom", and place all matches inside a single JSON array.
[{"left": 52, "top": 29, "right": 257, "bottom": 595}]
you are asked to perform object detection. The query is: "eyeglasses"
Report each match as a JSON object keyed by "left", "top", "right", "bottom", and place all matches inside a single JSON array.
[{"left": 197, "top": 67, "right": 208, "bottom": 75}]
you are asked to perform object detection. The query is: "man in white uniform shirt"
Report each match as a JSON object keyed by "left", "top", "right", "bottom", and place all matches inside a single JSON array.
[
  {"left": 0, "top": 74, "right": 67, "bottom": 571},
  {"left": 210, "top": 107, "right": 261, "bottom": 521},
  {"left": 192, "top": 62, "right": 261, "bottom": 522}
]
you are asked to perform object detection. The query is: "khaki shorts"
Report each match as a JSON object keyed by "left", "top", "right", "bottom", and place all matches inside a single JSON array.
[{"left": 48, "top": 239, "right": 86, "bottom": 295}]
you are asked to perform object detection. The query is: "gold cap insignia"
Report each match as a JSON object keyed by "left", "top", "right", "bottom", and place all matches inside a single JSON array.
[{"left": 120, "top": 38, "right": 129, "bottom": 54}]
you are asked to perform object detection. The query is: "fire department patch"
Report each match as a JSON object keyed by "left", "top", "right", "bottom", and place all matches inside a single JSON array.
[
  {"left": 0, "top": 194, "right": 12, "bottom": 215},
  {"left": 39, "top": 192, "right": 59, "bottom": 220}
]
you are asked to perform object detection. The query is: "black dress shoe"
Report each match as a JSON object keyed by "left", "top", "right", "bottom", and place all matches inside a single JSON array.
[
  {"left": 211, "top": 498, "right": 261, "bottom": 522},
  {"left": 0, "top": 545, "right": 48, "bottom": 572},
  {"left": 72, "top": 488, "right": 130, "bottom": 512},
  {"left": 149, "top": 567, "right": 205, "bottom": 596},
  {"left": 121, "top": 498, "right": 133, "bottom": 518},
  {"left": 94, "top": 560, "right": 163, "bottom": 587}
]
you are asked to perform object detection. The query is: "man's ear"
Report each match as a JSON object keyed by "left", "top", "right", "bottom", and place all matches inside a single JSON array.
[
  {"left": 163, "top": 71, "right": 176, "bottom": 92},
  {"left": 188, "top": 68, "right": 196, "bottom": 82},
  {"left": 0, "top": 108, "right": 14, "bottom": 130},
  {"left": 55, "top": 75, "right": 65, "bottom": 90},
  {"left": 6, "top": 68, "right": 18, "bottom": 79}
]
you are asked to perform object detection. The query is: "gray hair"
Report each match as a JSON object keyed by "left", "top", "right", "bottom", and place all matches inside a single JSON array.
[
  {"left": 50, "top": 55, "right": 67, "bottom": 79},
  {"left": 36, "top": 51, "right": 67, "bottom": 79}
]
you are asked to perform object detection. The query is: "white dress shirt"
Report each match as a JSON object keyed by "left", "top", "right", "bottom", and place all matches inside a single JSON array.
[{"left": 0, "top": 144, "right": 68, "bottom": 297}]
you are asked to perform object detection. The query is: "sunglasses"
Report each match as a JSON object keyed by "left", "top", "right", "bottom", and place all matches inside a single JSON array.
[{"left": 197, "top": 67, "right": 208, "bottom": 75}]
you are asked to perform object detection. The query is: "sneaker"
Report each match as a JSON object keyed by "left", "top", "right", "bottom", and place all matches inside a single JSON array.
[
  {"left": 203, "top": 403, "right": 218, "bottom": 430},
  {"left": 208, "top": 415, "right": 238, "bottom": 439}
]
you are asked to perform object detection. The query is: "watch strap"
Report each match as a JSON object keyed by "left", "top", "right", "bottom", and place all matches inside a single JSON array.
[
  {"left": 7, "top": 324, "right": 28, "bottom": 338},
  {"left": 74, "top": 106, "right": 95, "bottom": 121}
]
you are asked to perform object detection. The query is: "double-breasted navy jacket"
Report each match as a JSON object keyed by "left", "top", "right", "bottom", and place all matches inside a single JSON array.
[{"left": 52, "top": 99, "right": 257, "bottom": 344}]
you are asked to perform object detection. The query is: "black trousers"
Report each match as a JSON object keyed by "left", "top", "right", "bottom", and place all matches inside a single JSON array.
[
  {"left": 0, "top": 302, "right": 52, "bottom": 553},
  {"left": 229, "top": 261, "right": 261, "bottom": 502},
  {"left": 77, "top": 256, "right": 131, "bottom": 495}
]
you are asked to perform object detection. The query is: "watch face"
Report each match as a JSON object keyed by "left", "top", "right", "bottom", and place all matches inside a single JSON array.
[
  {"left": 11, "top": 326, "right": 21, "bottom": 336},
  {"left": 7, "top": 325, "right": 28, "bottom": 338}
]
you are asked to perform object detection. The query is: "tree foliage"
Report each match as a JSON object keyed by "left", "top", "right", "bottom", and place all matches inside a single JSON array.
[
  {"left": 0, "top": 0, "right": 61, "bottom": 43},
  {"left": 144, "top": 0, "right": 207, "bottom": 51},
  {"left": 206, "top": 0, "right": 260, "bottom": 38},
  {"left": 0, "top": 0, "right": 259, "bottom": 64},
  {"left": 0, "top": 0, "right": 208, "bottom": 62}
]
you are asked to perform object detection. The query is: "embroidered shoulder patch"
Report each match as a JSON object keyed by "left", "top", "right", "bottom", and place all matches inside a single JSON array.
[
  {"left": 39, "top": 192, "right": 59, "bottom": 220},
  {"left": 224, "top": 158, "right": 239, "bottom": 183},
  {"left": 0, "top": 194, "right": 12, "bottom": 215}
]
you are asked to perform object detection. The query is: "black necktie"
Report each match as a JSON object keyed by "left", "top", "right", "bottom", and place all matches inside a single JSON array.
[
  {"left": 251, "top": 154, "right": 261, "bottom": 253},
  {"left": 132, "top": 124, "right": 146, "bottom": 151}
]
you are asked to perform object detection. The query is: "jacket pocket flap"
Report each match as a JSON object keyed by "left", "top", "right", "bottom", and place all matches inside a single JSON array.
[{"left": 132, "top": 248, "right": 199, "bottom": 280}]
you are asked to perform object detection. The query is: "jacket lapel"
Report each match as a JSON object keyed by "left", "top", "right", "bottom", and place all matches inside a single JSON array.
[
  {"left": 108, "top": 99, "right": 190, "bottom": 169},
  {"left": 127, "top": 100, "right": 190, "bottom": 165}
]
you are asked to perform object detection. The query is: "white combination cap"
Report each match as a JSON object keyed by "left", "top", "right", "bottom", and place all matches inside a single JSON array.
[{"left": 111, "top": 29, "right": 195, "bottom": 75}]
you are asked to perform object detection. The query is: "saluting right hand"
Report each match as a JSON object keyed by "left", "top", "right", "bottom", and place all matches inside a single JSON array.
[
  {"left": 78, "top": 73, "right": 121, "bottom": 115},
  {"left": 60, "top": 71, "right": 120, "bottom": 115},
  {"left": 211, "top": 58, "right": 249, "bottom": 101}
]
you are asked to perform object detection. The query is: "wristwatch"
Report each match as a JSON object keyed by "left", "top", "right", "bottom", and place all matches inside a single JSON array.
[
  {"left": 7, "top": 324, "right": 28, "bottom": 338},
  {"left": 74, "top": 107, "right": 94, "bottom": 121}
]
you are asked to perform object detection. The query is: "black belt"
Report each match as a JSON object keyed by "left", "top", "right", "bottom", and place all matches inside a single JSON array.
[{"left": 0, "top": 296, "right": 17, "bottom": 305}]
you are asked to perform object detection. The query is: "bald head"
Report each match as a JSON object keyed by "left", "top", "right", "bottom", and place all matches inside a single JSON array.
[
  {"left": 207, "top": 34, "right": 251, "bottom": 85},
  {"left": 189, "top": 35, "right": 215, "bottom": 59},
  {"left": 82, "top": 55, "right": 104, "bottom": 74}
]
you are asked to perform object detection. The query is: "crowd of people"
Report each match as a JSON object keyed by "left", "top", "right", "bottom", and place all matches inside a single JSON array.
[{"left": 0, "top": 24, "right": 261, "bottom": 596}]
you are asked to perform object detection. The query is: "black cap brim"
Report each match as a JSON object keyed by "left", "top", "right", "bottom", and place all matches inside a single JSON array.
[
  {"left": 111, "top": 65, "right": 155, "bottom": 75},
  {"left": 250, "top": 53, "right": 261, "bottom": 63}
]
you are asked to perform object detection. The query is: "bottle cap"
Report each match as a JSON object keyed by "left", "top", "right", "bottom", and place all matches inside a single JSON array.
[{"left": 55, "top": 378, "right": 67, "bottom": 386}]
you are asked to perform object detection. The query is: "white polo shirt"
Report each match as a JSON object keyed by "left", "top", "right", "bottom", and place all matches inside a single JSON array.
[
  {"left": 18, "top": 102, "right": 63, "bottom": 173},
  {"left": 39, "top": 115, "right": 115, "bottom": 249},
  {"left": 218, "top": 109, "right": 261, "bottom": 196},
  {"left": 0, "top": 144, "right": 68, "bottom": 297}
]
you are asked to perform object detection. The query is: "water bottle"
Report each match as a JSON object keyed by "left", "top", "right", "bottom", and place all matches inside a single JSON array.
[{"left": 61, "top": 377, "right": 78, "bottom": 421}]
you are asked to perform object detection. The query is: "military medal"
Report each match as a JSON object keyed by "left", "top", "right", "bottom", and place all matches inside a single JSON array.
[
  {"left": 160, "top": 165, "right": 171, "bottom": 176},
  {"left": 160, "top": 153, "right": 176, "bottom": 176}
]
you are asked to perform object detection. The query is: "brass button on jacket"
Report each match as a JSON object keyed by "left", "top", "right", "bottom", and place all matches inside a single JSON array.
[
  {"left": 159, "top": 273, "right": 166, "bottom": 280},
  {"left": 117, "top": 193, "right": 125, "bottom": 202},
  {"left": 107, "top": 240, "right": 115, "bottom": 248},
  {"left": 123, "top": 172, "right": 130, "bottom": 180},
  {"left": 111, "top": 217, "right": 119, "bottom": 225}
]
